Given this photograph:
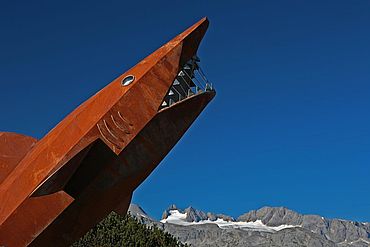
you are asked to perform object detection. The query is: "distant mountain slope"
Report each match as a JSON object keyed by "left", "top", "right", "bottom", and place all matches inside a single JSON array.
[{"left": 129, "top": 204, "right": 370, "bottom": 247}]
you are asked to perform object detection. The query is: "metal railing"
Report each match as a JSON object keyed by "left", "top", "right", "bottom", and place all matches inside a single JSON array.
[{"left": 160, "top": 56, "right": 214, "bottom": 109}]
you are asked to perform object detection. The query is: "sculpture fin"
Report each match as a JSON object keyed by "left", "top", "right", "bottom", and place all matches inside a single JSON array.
[{"left": 0, "top": 132, "right": 37, "bottom": 183}]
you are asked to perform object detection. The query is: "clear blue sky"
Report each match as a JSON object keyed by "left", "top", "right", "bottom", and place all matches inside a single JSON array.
[{"left": 1, "top": 1, "right": 370, "bottom": 222}]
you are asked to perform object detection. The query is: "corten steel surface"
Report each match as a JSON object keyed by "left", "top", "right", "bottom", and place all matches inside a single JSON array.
[{"left": 0, "top": 18, "right": 215, "bottom": 246}]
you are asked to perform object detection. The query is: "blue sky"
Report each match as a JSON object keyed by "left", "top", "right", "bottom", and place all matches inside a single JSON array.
[{"left": 1, "top": 1, "right": 370, "bottom": 222}]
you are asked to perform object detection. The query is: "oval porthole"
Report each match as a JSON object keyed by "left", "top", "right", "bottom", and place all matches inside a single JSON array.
[{"left": 122, "top": 75, "right": 135, "bottom": 86}]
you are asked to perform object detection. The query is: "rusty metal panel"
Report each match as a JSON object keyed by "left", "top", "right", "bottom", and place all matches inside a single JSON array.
[
  {"left": 0, "top": 132, "right": 37, "bottom": 183},
  {"left": 0, "top": 191, "right": 74, "bottom": 246}
]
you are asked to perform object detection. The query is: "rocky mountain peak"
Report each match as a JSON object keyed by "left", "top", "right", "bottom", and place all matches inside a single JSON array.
[
  {"left": 184, "top": 206, "right": 208, "bottom": 222},
  {"left": 168, "top": 204, "right": 178, "bottom": 210},
  {"left": 162, "top": 204, "right": 180, "bottom": 220},
  {"left": 238, "top": 206, "right": 303, "bottom": 226},
  {"left": 128, "top": 204, "right": 148, "bottom": 217},
  {"left": 128, "top": 204, "right": 155, "bottom": 223}
]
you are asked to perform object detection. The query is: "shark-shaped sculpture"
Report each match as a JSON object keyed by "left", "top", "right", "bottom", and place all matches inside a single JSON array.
[{"left": 0, "top": 18, "right": 215, "bottom": 246}]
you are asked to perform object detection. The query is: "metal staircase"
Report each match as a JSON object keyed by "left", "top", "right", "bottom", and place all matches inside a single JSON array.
[{"left": 160, "top": 56, "right": 214, "bottom": 110}]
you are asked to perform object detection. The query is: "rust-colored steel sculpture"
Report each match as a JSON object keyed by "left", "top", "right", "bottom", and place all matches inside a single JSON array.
[{"left": 0, "top": 18, "right": 215, "bottom": 246}]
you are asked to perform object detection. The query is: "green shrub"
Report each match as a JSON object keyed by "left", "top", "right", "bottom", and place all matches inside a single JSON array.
[{"left": 72, "top": 212, "right": 189, "bottom": 247}]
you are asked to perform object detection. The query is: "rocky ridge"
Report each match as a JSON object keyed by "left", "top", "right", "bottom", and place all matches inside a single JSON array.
[
  {"left": 129, "top": 204, "right": 370, "bottom": 247},
  {"left": 162, "top": 204, "right": 235, "bottom": 223}
]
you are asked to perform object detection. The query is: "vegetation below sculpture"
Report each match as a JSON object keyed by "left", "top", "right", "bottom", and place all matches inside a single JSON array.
[{"left": 72, "top": 212, "right": 189, "bottom": 247}]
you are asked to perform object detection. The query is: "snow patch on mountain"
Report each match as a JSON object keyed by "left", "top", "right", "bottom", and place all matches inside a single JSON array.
[{"left": 161, "top": 210, "right": 299, "bottom": 232}]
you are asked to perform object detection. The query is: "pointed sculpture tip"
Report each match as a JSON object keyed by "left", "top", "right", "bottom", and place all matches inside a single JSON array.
[
  {"left": 172, "top": 16, "right": 209, "bottom": 43},
  {"left": 190, "top": 16, "right": 210, "bottom": 33},
  {"left": 189, "top": 17, "right": 209, "bottom": 30},
  {"left": 199, "top": 16, "right": 209, "bottom": 26}
]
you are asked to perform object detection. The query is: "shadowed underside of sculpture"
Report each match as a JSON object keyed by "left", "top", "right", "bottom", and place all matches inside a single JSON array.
[{"left": 0, "top": 18, "right": 215, "bottom": 246}]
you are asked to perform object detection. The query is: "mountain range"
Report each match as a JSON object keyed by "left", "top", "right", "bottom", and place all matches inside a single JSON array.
[{"left": 128, "top": 204, "right": 370, "bottom": 247}]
